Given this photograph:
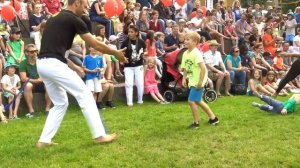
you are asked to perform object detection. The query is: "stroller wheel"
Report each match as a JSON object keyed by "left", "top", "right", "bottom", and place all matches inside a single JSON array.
[
  {"left": 203, "top": 89, "right": 217, "bottom": 103},
  {"left": 164, "top": 90, "right": 176, "bottom": 102}
]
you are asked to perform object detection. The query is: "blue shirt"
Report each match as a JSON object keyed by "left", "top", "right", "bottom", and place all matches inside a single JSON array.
[
  {"left": 155, "top": 41, "right": 164, "bottom": 56},
  {"left": 295, "top": 13, "right": 300, "bottom": 23},
  {"left": 224, "top": 54, "right": 241, "bottom": 69},
  {"left": 164, "top": 34, "right": 179, "bottom": 52},
  {"left": 82, "top": 54, "right": 103, "bottom": 80},
  {"left": 233, "top": 9, "right": 241, "bottom": 21}
]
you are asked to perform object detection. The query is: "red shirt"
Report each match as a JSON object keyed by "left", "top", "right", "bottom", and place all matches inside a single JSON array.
[
  {"left": 149, "top": 20, "right": 162, "bottom": 32},
  {"left": 43, "top": 0, "right": 61, "bottom": 15}
]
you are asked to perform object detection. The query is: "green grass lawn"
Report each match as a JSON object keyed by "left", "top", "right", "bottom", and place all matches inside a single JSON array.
[{"left": 1, "top": 95, "right": 300, "bottom": 167}]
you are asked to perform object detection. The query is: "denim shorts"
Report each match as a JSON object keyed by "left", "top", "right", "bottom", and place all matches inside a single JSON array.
[{"left": 188, "top": 87, "right": 204, "bottom": 102}]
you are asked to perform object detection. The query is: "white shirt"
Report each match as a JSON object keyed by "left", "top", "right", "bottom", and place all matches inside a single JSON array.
[
  {"left": 1, "top": 74, "right": 20, "bottom": 90},
  {"left": 203, "top": 50, "right": 223, "bottom": 67},
  {"left": 190, "top": 17, "right": 202, "bottom": 31},
  {"left": 293, "top": 35, "right": 300, "bottom": 53},
  {"left": 286, "top": 19, "right": 297, "bottom": 35}
]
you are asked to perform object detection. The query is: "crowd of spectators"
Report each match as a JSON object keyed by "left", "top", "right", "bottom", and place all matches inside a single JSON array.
[{"left": 1, "top": 0, "right": 300, "bottom": 120}]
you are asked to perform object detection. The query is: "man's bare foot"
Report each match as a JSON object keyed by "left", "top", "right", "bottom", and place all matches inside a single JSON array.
[
  {"left": 94, "top": 133, "right": 118, "bottom": 144},
  {"left": 36, "top": 142, "right": 58, "bottom": 148}
]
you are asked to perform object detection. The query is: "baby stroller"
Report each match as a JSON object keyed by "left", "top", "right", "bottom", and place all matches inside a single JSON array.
[{"left": 161, "top": 48, "right": 217, "bottom": 103}]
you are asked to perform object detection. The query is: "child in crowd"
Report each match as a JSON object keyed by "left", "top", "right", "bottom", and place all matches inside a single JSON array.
[
  {"left": 285, "top": 12, "right": 297, "bottom": 45},
  {"left": 155, "top": 32, "right": 165, "bottom": 58},
  {"left": 224, "top": 19, "right": 238, "bottom": 46},
  {"left": 181, "top": 32, "right": 219, "bottom": 129},
  {"left": 133, "top": 3, "right": 141, "bottom": 22},
  {"left": 145, "top": 30, "right": 162, "bottom": 78},
  {"left": 1, "top": 64, "right": 21, "bottom": 120},
  {"left": 252, "top": 92, "right": 299, "bottom": 115},
  {"left": 109, "top": 35, "right": 123, "bottom": 77},
  {"left": 273, "top": 51, "right": 288, "bottom": 71},
  {"left": 165, "top": 20, "right": 173, "bottom": 35},
  {"left": 6, "top": 27, "right": 25, "bottom": 66},
  {"left": 247, "top": 69, "right": 272, "bottom": 96},
  {"left": 144, "top": 58, "right": 169, "bottom": 104},
  {"left": 82, "top": 47, "right": 104, "bottom": 100},
  {"left": 276, "top": 71, "right": 295, "bottom": 93},
  {"left": 264, "top": 71, "right": 288, "bottom": 96}
]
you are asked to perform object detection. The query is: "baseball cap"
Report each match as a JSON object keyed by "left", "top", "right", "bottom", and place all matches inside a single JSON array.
[
  {"left": 4, "top": 63, "right": 17, "bottom": 69},
  {"left": 11, "top": 27, "right": 21, "bottom": 34}
]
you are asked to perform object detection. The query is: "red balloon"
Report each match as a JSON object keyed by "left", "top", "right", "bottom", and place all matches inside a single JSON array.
[
  {"left": 116, "top": 0, "right": 125, "bottom": 16},
  {"left": 176, "top": 0, "right": 186, "bottom": 7},
  {"left": 190, "top": 11, "right": 196, "bottom": 18},
  {"left": 161, "top": 0, "right": 172, "bottom": 7},
  {"left": 10, "top": 0, "right": 21, "bottom": 12},
  {"left": 103, "top": 0, "right": 118, "bottom": 18},
  {"left": 1, "top": 5, "right": 16, "bottom": 21}
]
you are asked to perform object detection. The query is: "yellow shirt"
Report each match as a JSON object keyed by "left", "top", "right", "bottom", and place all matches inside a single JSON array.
[{"left": 181, "top": 48, "right": 207, "bottom": 88}]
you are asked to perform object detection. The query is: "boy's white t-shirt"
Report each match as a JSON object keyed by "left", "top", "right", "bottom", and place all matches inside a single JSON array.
[{"left": 1, "top": 74, "right": 20, "bottom": 90}]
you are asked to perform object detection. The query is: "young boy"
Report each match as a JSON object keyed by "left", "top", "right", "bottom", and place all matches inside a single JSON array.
[
  {"left": 82, "top": 47, "right": 104, "bottom": 100},
  {"left": 155, "top": 32, "right": 165, "bottom": 58},
  {"left": 252, "top": 92, "right": 299, "bottom": 115},
  {"left": 1, "top": 64, "right": 21, "bottom": 119},
  {"left": 181, "top": 32, "right": 219, "bottom": 129}
]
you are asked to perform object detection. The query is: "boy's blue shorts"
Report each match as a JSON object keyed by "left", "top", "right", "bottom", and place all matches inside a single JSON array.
[
  {"left": 188, "top": 87, "right": 204, "bottom": 102},
  {"left": 285, "top": 35, "right": 295, "bottom": 42}
]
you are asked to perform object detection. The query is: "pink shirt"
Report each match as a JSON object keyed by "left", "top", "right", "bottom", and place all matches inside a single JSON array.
[
  {"left": 146, "top": 39, "right": 157, "bottom": 57},
  {"left": 224, "top": 25, "right": 234, "bottom": 37},
  {"left": 43, "top": 0, "right": 61, "bottom": 15}
]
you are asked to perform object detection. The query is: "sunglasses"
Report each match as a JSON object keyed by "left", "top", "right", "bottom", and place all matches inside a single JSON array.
[{"left": 27, "top": 50, "right": 38, "bottom": 54}]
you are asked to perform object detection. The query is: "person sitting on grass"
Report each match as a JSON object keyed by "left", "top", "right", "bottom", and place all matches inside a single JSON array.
[
  {"left": 1, "top": 64, "right": 21, "bottom": 120},
  {"left": 144, "top": 57, "right": 169, "bottom": 104},
  {"left": 252, "top": 92, "right": 299, "bottom": 115},
  {"left": 247, "top": 69, "right": 272, "bottom": 96},
  {"left": 181, "top": 32, "right": 219, "bottom": 129}
]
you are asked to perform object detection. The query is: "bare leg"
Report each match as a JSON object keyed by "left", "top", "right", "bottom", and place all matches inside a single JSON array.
[
  {"left": 215, "top": 74, "right": 224, "bottom": 95},
  {"left": 13, "top": 96, "right": 21, "bottom": 117},
  {"left": 106, "top": 83, "right": 115, "bottom": 101},
  {"left": 196, "top": 101, "right": 216, "bottom": 119},
  {"left": 150, "top": 92, "right": 161, "bottom": 103},
  {"left": 225, "top": 75, "right": 231, "bottom": 95},
  {"left": 97, "top": 83, "right": 109, "bottom": 102},
  {"left": 188, "top": 101, "right": 199, "bottom": 123},
  {"left": 155, "top": 92, "right": 166, "bottom": 101},
  {"left": 8, "top": 96, "right": 13, "bottom": 118},
  {"left": 24, "top": 83, "right": 34, "bottom": 112},
  {"left": 257, "top": 85, "right": 272, "bottom": 96}
]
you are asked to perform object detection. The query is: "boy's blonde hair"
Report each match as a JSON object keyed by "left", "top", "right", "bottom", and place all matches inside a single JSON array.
[{"left": 185, "top": 32, "right": 201, "bottom": 44}]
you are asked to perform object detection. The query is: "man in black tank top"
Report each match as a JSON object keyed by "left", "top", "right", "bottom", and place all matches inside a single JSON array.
[{"left": 36, "top": 0, "right": 127, "bottom": 148}]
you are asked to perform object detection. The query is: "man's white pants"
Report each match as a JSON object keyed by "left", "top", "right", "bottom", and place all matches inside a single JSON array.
[
  {"left": 124, "top": 66, "right": 144, "bottom": 106},
  {"left": 37, "top": 58, "right": 106, "bottom": 143}
]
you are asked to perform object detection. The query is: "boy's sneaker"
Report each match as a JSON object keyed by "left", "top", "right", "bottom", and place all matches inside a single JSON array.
[
  {"left": 106, "top": 101, "right": 116, "bottom": 109},
  {"left": 26, "top": 112, "right": 35, "bottom": 118},
  {"left": 97, "top": 102, "right": 106, "bottom": 110},
  {"left": 252, "top": 102, "right": 262, "bottom": 108},
  {"left": 188, "top": 122, "right": 199, "bottom": 129},
  {"left": 12, "top": 116, "right": 21, "bottom": 120},
  {"left": 252, "top": 91, "right": 262, "bottom": 98},
  {"left": 208, "top": 117, "right": 219, "bottom": 125}
]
